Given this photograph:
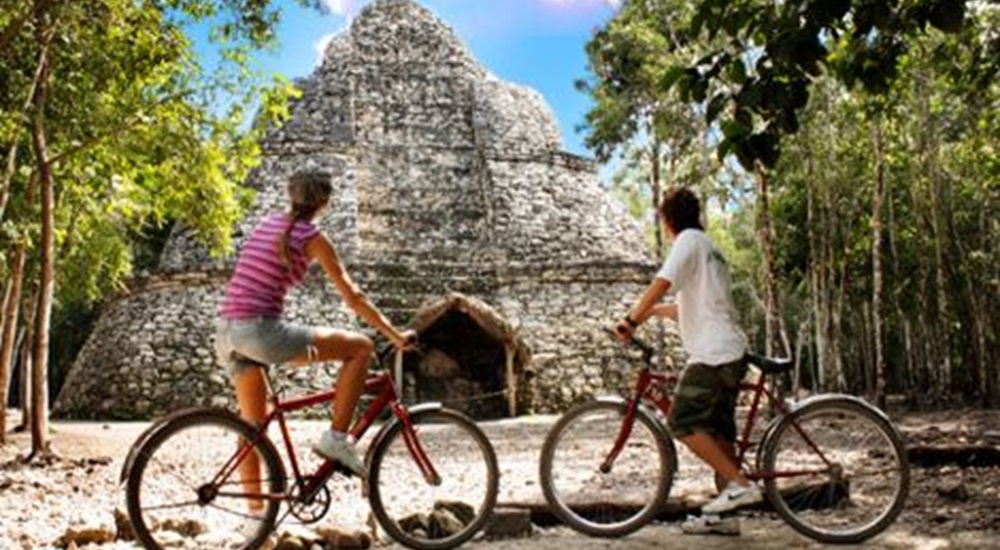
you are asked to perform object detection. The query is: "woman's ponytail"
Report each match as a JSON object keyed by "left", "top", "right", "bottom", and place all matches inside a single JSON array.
[{"left": 275, "top": 170, "right": 333, "bottom": 268}]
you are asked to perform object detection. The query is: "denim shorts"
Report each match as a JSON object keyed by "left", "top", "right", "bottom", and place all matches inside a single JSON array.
[{"left": 214, "top": 317, "right": 317, "bottom": 376}]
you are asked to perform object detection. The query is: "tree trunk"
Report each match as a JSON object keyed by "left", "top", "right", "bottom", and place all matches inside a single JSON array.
[
  {"left": 29, "top": 0, "right": 54, "bottom": 457},
  {"left": 871, "top": 120, "right": 886, "bottom": 408},
  {"left": 829, "top": 259, "right": 847, "bottom": 392},
  {"left": 886, "top": 165, "right": 909, "bottom": 397},
  {"left": 753, "top": 162, "right": 787, "bottom": 357},
  {"left": 0, "top": 246, "right": 27, "bottom": 444},
  {"left": 929, "top": 175, "right": 951, "bottom": 399},
  {"left": 807, "top": 165, "right": 829, "bottom": 391},
  {"left": 18, "top": 285, "right": 38, "bottom": 431},
  {"left": 649, "top": 141, "right": 663, "bottom": 263},
  {"left": 793, "top": 318, "right": 809, "bottom": 395},
  {"left": 649, "top": 141, "right": 670, "bottom": 371}
]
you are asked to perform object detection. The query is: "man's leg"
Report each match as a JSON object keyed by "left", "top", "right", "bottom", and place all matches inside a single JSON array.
[
  {"left": 670, "top": 362, "right": 759, "bottom": 515},
  {"left": 715, "top": 436, "right": 737, "bottom": 493},
  {"left": 678, "top": 432, "right": 751, "bottom": 488}
]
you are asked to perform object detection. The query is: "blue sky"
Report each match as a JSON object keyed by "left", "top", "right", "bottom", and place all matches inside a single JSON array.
[{"left": 238, "top": 0, "right": 621, "bottom": 157}]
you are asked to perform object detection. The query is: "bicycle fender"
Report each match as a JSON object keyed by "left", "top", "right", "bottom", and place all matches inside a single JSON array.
[
  {"left": 756, "top": 394, "right": 897, "bottom": 472},
  {"left": 363, "top": 402, "right": 444, "bottom": 469},
  {"left": 593, "top": 396, "right": 678, "bottom": 475},
  {"left": 119, "top": 406, "right": 225, "bottom": 484},
  {"left": 789, "top": 393, "right": 893, "bottom": 424}
]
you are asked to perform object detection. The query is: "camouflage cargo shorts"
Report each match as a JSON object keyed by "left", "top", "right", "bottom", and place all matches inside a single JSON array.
[{"left": 667, "top": 357, "right": 748, "bottom": 441}]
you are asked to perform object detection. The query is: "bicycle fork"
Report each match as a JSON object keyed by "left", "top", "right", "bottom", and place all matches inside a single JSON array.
[
  {"left": 601, "top": 399, "right": 642, "bottom": 474},
  {"left": 395, "top": 404, "right": 443, "bottom": 486}
]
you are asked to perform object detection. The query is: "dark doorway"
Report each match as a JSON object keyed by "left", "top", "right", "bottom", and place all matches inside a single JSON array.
[{"left": 406, "top": 309, "right": 509, "bottom": 420}]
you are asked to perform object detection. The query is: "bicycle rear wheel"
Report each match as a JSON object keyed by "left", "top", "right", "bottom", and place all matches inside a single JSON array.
[
  {"left": 760, "top": 397, "right": 909, "bottom": 543},
  {"left": 539, "top": 400, "right": 675, "bottom": 537},
  {"left": 368, "top": 408, "right": 499, "bottom": 550},
  {"left": 126, "top": 408, "right": 286, "bottom": 550}
]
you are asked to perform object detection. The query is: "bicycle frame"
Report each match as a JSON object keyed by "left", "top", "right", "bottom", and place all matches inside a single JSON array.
[
  {"left": 610, "top": 341, "right": 834, "bottom": 482},
  {"left": 210, "top": 369, "right": 440, "bottom": 505}
]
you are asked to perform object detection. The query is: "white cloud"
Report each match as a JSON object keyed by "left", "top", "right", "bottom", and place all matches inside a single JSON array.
[
  {"left": 321, "top": 0, "right": 349, "bottom": 15},
  {"left": 542, "top": 0, "right": 623, "bottom": 8},
  {"left": 314, "top": 31, "right": 339, "bottom": 66}
]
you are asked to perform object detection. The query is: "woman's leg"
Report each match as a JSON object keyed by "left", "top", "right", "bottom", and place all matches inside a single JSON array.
[
  {"left": 232, "top": 366, "right": 268, "bottom": 513},
  {"left": 288, "top": 328, "right": 374, "bottom": 432}
]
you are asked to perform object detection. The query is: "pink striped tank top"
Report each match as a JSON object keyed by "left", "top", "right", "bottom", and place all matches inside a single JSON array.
[{"left": 219, "top": 213, "right": 321, "bottom": 319}]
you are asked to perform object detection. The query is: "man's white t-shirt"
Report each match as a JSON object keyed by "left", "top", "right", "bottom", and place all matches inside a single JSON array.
[{"left": 656, "top": 228, "right": 747, "bottom": 366}]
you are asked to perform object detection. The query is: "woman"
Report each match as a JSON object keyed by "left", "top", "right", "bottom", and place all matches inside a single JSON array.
[{"left": 215, "top": 169, "right": 414, "bottom": 495}]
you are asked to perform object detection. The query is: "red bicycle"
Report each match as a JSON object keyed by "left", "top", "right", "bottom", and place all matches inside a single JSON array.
[
  {"left": 122, "top": 344, "right": 499, "bottom": 550},
  {"left": 539, "top": 332, "right": 909, "bottom": 543}
]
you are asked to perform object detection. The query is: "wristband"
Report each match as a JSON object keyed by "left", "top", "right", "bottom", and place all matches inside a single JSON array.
[{"left": 624, "top": 315, "right": 639, "bottom": 329}]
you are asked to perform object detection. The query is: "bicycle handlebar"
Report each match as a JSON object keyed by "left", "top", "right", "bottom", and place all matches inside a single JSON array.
[
  {"left": 603, "top": 327, "right": 655, "bottom": 363},
  {"left": 375, "top": 335, "right": 422, "bottom": 368}
]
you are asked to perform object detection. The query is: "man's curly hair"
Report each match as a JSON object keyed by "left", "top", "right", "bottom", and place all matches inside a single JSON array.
[{"left": 658, "top": 187, "right": 704, "bottom": 233}]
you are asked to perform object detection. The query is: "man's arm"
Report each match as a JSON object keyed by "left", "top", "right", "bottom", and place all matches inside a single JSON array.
[
  {"left": 614, "top": 278, "right": 673, "bottom": 340},
  {"left": 646, "top": 302, "right": 678, "bottom": 322},
  {"left": 627, "top": 278, "right": 672, "bottom": 325}
]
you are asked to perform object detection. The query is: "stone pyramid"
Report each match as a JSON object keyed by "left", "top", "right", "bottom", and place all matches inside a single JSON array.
[{"left": 56, "top": 0, "right": 658, "bottom": 419}]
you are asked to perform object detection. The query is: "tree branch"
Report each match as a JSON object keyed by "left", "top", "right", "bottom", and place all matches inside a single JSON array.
[{"left": 0, "top": 27, "right": 52, "bottom": 224}]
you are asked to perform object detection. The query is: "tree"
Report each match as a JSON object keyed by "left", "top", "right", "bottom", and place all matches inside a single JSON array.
[
  {"left": 0, "top": 0, "right": 317, "bottom": 454},
  {"left": 579, "top": 0, "right": 707, "bottom": 262},
  {"left": 761, "top": 7, "right": 999, "bottom": 403},
  {"left": 658, "top": 0, "right": 976, "bottom": 171}
]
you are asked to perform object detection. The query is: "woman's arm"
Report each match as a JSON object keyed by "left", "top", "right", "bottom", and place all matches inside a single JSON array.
[{"left": 306, "top": 233, "right": 410, "bottom": 348}]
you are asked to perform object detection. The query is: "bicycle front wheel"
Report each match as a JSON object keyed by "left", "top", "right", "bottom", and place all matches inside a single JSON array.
[
  {"left": 126, "top": 408, "right": 286, "bottom": 550},
  {"left": 761, "top": 397, "right": 909, "bottom": 543},
  {"left": 368, "top": 408, "right": 499, "bottom": 550},
  {"left": 539, "top": 400, "right": 675, "bottom": 537}
]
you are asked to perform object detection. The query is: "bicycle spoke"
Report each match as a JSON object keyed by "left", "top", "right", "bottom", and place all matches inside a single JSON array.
[
  {"left": 126, "top": 412, "right": 284, "bottom": 549},
  {"left": 148, "top": 454, "right": 199, "bottom": 490},
  {"left": 763, "top": 401, "right": 908, "bottom": 543},
  {"left": 208, "top": 501, "right": 267, "bottom": 521},
  {"left": 540, "top": 401, "right": 673, "bottom": 537},
  {"left": 142, "top": 500, "right": 202, "bottom": 512},
  {"left": 369, "top": 410, "right": 498, "bottom": 549}
]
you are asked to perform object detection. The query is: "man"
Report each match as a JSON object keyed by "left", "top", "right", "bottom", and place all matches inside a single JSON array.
[{"left": 614, "top": 187, "right": 760, "bottom": 534}]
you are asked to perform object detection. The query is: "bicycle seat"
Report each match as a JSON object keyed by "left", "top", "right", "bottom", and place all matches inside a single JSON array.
[
  {"left": 230, "top": 351, "right": 268, "bottom": 369},
  {"left": 746, "top": 353, "right": 792, "bottom": 374}
]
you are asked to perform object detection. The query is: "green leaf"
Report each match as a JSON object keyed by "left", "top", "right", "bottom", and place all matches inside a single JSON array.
[
  {"left": 659, "top": 65, "right": 689, "bottom": 92},
  {"left": 722, "top": 118, "right": 750, "bottom": 140},
  {"left": 726, "top": 58, "right": 748, "bottom": 85},
  {"left": 707, "top": 92, "right": 729, "bottom": 123}
]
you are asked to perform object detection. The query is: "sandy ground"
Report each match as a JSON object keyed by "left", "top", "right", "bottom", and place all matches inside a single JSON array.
[{"left": 1, "top": 408, "right": 997, "bottom": 549}]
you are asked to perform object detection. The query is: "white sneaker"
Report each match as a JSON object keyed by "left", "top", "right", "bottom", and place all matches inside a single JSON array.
[
  {"left": 313, "top": 430, "right": 368, "bottom": 478},
  {"left": 680, "top": 514, "right": 740, "bottom": 536},
  {"left": 701, "top": 482, "right": 762, "bottom": 514}
]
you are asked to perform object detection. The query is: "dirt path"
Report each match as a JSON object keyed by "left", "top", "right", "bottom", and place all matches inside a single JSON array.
[
  {"left": 467, "top": 522, "right": 998, "bottom": 550},
  {"left": 1, "top": 409, "right": 997, "bottom": 549}
]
